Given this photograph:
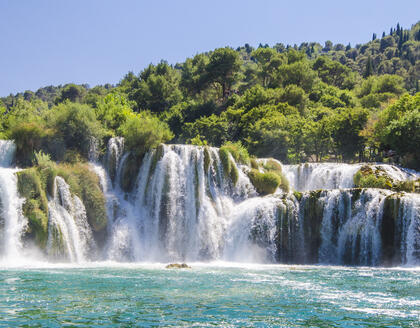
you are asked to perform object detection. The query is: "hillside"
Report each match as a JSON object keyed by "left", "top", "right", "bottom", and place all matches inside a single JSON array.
[{"left": 1, "top": 21, "right": 419, "bottom": 169}]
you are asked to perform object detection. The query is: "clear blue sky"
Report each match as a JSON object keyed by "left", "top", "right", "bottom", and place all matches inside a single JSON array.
[{"left": 1, "top": 0, "right": 419, "bottom": 97}]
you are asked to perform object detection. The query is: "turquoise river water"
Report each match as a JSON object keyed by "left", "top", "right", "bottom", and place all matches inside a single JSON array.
[{"left": 0, "top": 263, "right": 419, "bottom": 327}]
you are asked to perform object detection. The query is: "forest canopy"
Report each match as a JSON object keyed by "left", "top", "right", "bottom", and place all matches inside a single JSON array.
[{"left": 1, "top": 21, "right": 420, "bottom": 169}]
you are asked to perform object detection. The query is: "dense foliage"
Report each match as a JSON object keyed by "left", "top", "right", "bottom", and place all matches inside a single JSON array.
[{"left": 1, "top": 21, "right": 419, "bottom": 169}]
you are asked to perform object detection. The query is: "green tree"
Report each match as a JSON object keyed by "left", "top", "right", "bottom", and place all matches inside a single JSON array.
[
  {"left": 376, "top": 93, "right": 420, "bottom": 168},
  {"left": 56, "top": 84, "right": 87, "bottom": 103},
  {"left": 313, "top": 56, "right": 357, "bottom": 89},
  {"left": 47, "top": 102, "right": 104, "bottom": 157},
  {"left": 364, "top": 56, "right": 374, "bottom": 78},
  {"left": 180, "top": 54, "right": 209, "bottom": 97},
  {"left": 130, "top": 61, "right": 182, "bottom": 113},
  {"left": 205, "top": 47, "right": 242, "bottom": 99},
  {"left": 251, "top": 47, "right": 284, "bottom": 87},
  {"left": 95, "top": 93, "right": 133, "bottom": 131},
  {"left": 329, "top": 107, "right": 369, "bottom": 161}
]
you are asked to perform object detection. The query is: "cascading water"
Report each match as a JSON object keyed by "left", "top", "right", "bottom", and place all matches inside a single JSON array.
[
  {"left": 98, "top": 141, "right": 419, "bottom": 265},
  {"left": 46, "top": 176, "right": 95, "bottom": 262},
  {"left": 283, "top": 162, "right": 419, "bottom": 191},
  {"left": 0, "top": 136, "right": 418, "bottom": 266},
  {"left": 283, "top": 163, "right": 361, "bottom": 191},
  {"left": 105, "top": 144, "right": 274, "bottom": 262},
  {"left": 0, "top": 140, "right": 26, "bottom": 261}
]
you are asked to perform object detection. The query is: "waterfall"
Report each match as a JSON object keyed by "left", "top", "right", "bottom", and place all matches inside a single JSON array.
[
  {"left": 0, "top": 140, "right": 16, "bottom": 167},
  {"left": 0, "top": 135, "right": 418, "bottom": 266},
  {"left": 100, "top": 142, "right": 420, "bottom": 265},
  {"left": 105, "top": 143, "right": 276, "bottom": 262},
  {"left": 317, "top": 189, "right": 388, "bottom": 266},
  {"left": 283, "top": 162, "right": 419, "bottom": 191},
  {"left": 106, "top": 137, "right": 125, "bottom": 185},
  {"left": 0, "top": 140, "right": 27, "bottom": 261},
  {"left": 46, "top": 177, "right": 95, "bottom": 262}
]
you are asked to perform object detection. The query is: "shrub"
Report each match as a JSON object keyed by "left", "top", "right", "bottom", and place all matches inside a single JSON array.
[
  {"left": 189, "top": 134, "right": 207, "bottom": 146},
  {"left": 118, "top": 111, "right": 173, "bottom": 158},
  {"left": 47, "top": 102, "right": 105, "bottom": 158},
  {"left": 10, "top": 122, "right": 55, "bottom": 166}
]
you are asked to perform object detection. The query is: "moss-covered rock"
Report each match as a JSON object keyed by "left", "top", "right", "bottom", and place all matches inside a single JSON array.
[
  {"left": 17, "top": 168, "right": 49, "bottom": 249},
  {"left": 293, "top": 191, "right": 303, "bottom": 201},
  {"left": 219, "top": 141, "right": 250, "bottom": 165},
  {"left": 275, "top": 198, "right": 301, "bottom": 263},
  {"left": 219, "top": 147, "right": 231, "bottom": 174},
  {"left": 120, "top": 152, "right": 141, "bottom": 192},
  {"left": 165, "top": 263, "right": 191, "bottom": 269},
  {"left": 392, "top": 180, "right": 415, "bottom": 193},
  {"left": 263, "top": 158, "right": 282, "bottom": 174},
  {"left": 261, "top": 158, "right": 289, "bottom": 193},
  {"left": 145, "top": 144, "right": 165, "bottom": 195},
  {"left": 300, "top": 191, "right": 325, "bottom": 263},
  {"left": 56, "top": 163, "right": 107, "bottom": 232},
  {"left": 381, "top": 193, "right": 402, "bottom": 266},
  {"left": 250, "top": 157, "right": 259, "bottom": 169},
  {"left": 24, "top": 200, "right": 48, "bottom": 248},
  {"left": 353, "top": 170, "right": 391, "bottom": 189},
  {"left": 47, "top": 222, "right": 67, "bottom": 259},
  {"left": 219, "top": 147, "right": 239, "bottom": 185},
  {"left": 203, "top": 146, "right": 211, "bottom": 173},
  {"left": 279, "top": 176, "right": 290, "bottom": 193},
  {"left": 150, "top": 144, "right": 165, "bottom": 176},
  {"left": 248, "top": 169, "right": 281, "bottom": 195},
  {"left": 354, "top": 165, "right": 416, "bottom": 192}
]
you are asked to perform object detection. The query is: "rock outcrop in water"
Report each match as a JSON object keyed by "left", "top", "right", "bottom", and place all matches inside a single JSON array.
[{"left": 0, "top": 138, "right": 419, "bottom": 266}]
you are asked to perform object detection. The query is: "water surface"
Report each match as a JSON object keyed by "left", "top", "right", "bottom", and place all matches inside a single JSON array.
[{"left": 0, "top": 263, "right": 419, "bottom": 327}]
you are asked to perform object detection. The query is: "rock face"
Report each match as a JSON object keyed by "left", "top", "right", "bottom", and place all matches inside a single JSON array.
[
  {"left": 275, "top": 188, "right": 420, "bottom": 266},
  {"left": 165, "top": 263, "right": 191, "bottom": 269}
]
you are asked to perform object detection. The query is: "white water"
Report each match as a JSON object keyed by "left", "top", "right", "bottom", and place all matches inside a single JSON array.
[
  {"left": 283, "top": 162, "right": 419, "bottom": 191},
  {"left": 283, "top": 163, "right": 361, "bottom": 191},
  {"left": 0, "top": 137, "right": 418, "bottom": 266},
  {"left": 46, "top": 177, "right": 95, "bottom": 262},
  {"left": 0, "top": 140, "right": 26, "bottom": 261},
  {"left": 105, "top": 144, "right": 275, "bottom": 263}
]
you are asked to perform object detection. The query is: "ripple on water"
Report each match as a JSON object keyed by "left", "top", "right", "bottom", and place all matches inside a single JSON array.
[{"left": 0, "top": 264, "right": 418, "bottom": 327}]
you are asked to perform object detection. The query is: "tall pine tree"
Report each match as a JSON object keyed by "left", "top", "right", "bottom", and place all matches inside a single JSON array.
[{"left": 363, "top": 56, "right": 374, "bottom": 78}]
